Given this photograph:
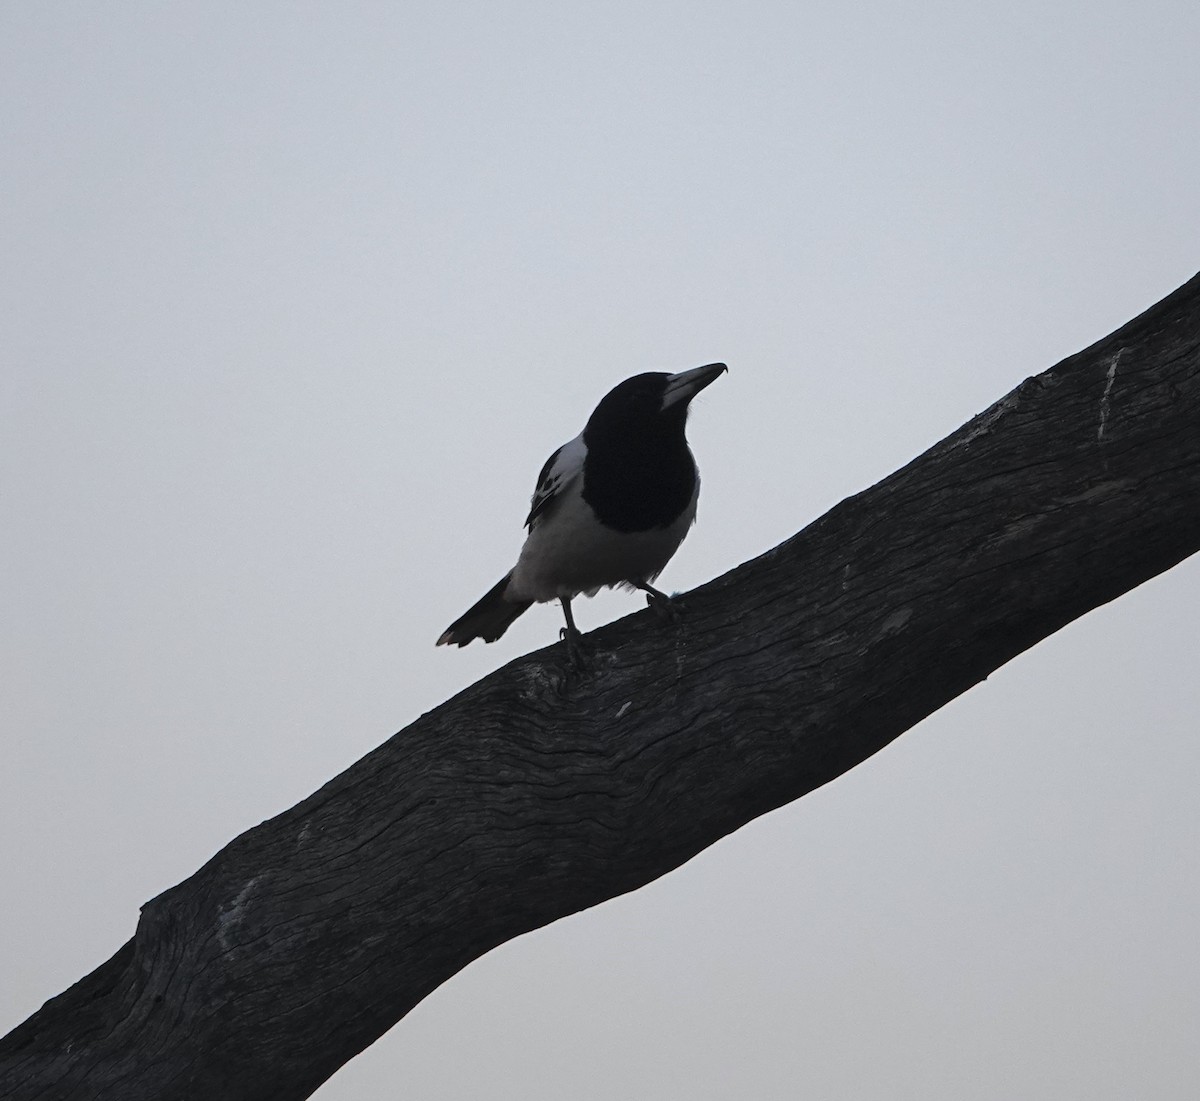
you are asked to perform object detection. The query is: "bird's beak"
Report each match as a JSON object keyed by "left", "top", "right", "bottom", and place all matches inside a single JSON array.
[{"left": 661, "top": 362, "right": 728, "bottom": 411}]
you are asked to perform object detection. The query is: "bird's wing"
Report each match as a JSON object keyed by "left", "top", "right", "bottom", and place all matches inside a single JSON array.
[{"left": 525, "top": 434, "right": 586, "bottom": 530}]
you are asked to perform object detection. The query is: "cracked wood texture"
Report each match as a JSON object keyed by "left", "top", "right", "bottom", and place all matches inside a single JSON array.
[{"left": 4, "top": 273, "right": 1200, "bottom": 1100}]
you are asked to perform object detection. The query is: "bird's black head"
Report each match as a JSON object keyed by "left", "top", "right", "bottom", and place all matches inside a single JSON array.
[
  {"left": 584, "top": 363, "right": 727, "bottom": 446},
  {"left": 580, "top": 363, "right": 726, "bottom": 532}
]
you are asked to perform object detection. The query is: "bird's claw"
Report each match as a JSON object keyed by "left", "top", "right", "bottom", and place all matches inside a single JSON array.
[
  {"left": 559, "top": 626, "right": 590, "bottom": 671},
  {"left": 645, "top": 592, "right": 683, "bottom": 622}
]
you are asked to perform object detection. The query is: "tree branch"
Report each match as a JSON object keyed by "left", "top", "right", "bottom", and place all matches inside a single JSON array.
[{"left": 5, "top": 274, "right": 1200, "bottom": 1100}]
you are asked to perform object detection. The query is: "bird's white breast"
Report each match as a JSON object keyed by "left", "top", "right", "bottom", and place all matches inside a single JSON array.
[{"left": 509, "top": 480, "right": 699, "bottom": 603}]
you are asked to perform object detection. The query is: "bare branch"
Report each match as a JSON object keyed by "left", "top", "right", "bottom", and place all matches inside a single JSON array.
[{"left": 4, "top": 273, "right": 1200, "bottom": 1101}]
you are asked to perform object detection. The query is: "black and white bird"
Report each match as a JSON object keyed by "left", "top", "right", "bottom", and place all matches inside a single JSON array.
[{"left": 437, "top": 362, "right": 727, "bottom": 654}]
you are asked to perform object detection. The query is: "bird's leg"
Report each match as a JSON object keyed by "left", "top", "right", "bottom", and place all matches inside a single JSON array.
[
  {"left": 558, "top": 596, "right": 588, "bottom": 668},
  {"left": 634, "top": 581, "right": 682, "bottom": 621}
]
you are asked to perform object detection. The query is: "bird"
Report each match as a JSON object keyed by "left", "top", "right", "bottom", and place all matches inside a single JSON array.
[{"left": 437, "top": 362, "right": 727, "bottom": 658}]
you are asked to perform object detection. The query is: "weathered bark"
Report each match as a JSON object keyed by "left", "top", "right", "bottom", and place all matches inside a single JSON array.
[{"left": 4, "top": 273, "right": 1200, "bottom": 1100}]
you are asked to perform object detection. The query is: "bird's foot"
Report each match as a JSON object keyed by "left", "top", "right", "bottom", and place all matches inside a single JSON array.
[
  {"left": 644, "top": 590, "right": 683, "bottom": 622},
  {"left": 559, "top": 626, "right": 591, "bottom": 671}
]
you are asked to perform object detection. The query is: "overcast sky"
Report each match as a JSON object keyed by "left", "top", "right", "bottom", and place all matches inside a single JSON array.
[{"left": 3, "top": 3, "right": 1199, "bottom": 1098}]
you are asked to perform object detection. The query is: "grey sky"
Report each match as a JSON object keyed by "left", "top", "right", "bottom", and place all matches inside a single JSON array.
[{"left": 3, "top": 3, "right": 1199, "bottom": 1098}]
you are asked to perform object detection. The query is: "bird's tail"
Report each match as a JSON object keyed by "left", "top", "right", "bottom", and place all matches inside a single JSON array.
[{"left": 436, "top": 572, "right": 533, "bottom": 647}]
